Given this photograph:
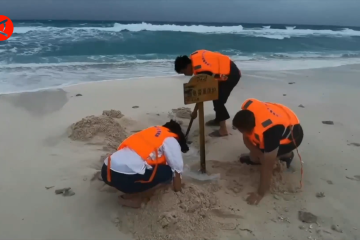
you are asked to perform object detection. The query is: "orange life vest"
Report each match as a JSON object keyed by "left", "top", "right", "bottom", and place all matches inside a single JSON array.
[
  {"left": 241, "top": 98, "right": 300, "bottom": 149},
  {"left": 106, "top": 126, "right": 177, "bottom": 183},
  {"left": 190, "top": 50, "right": 231, "bottom": 81}
]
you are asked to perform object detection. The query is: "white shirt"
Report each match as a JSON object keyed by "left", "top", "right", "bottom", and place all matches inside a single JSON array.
[{"left": 104, "top": 137, "right": 184, "bottom": 175}]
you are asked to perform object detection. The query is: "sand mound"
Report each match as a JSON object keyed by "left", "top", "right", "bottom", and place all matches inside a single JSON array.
[
  {"left": 102, "top": 110, "right": 124, "bottom": 118},
  {"left": 172, "top": 107, "right": 192, "bottom": 119},
  {"left": 68, "top": 111, "right": 127, "bottom": 151},
  {"left": 117, "top": 183, "right": 220, "bottom": 240}
]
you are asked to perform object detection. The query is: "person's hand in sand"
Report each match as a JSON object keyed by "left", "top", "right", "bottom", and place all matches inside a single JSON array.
[
  {"left": 174, "top": 50, "right": 241, "bottom": 137},
  {"left": 100, "top": 120, "right": 189, "bottom": 208},
  {"left": 232, "top": 98, "right": 304, "bottom": 204}
]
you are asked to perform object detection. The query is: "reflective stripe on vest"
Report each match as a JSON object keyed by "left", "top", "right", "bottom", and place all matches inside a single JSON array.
[{"left": 242, "top": 99, "right": 253, "bottom": 109}]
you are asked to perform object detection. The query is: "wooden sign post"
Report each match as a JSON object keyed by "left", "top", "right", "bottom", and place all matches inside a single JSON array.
[{"left": 183, "top": 74, "right": 218, "bottom": 173}]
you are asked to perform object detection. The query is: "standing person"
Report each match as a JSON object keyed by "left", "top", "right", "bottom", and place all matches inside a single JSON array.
[
  {"left": 101, "top": 120, "right": 189, "bottom": 208},
  {"left": 232, "top": 98, "right": 304, "bottom": 205},
  {"left": 174, "top": 49, "right": 241, "bottom": 137}
]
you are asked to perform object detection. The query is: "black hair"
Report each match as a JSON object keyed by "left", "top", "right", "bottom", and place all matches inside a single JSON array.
[
  {"left": 232, "top": 110, "right": 256, "bottom": 131},
  {"left": 174, "top": 55, "right": 191, "bottom": 73},
  {"left": 163, "top": 119, "right": 189, "bottom": 153}
]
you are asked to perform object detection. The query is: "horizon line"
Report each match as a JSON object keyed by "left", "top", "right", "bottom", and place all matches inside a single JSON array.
[{"left": 11, "top": 19, "right": 360, "bottom": 28}]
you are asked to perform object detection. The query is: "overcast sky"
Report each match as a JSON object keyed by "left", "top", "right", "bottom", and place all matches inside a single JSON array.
[{"left": 3, "top": 0, "right": 360, "bottom": 27}]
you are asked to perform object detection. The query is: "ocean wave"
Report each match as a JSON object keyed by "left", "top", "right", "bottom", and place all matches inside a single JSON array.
[
  {"left": 0, "top": 59, "right": 172, "bottom": 69},
  {"left": 13, "top": 22, "right": 360, "bottom": 39},
  {"left": 2, "top": 57, "right": 360, "bottom": 95},
  {"left": 1, "top": 51, "right": 360, "bottom": 68},
  {"left": 3, "top": 21, "right": 360, "bottom": 94}
]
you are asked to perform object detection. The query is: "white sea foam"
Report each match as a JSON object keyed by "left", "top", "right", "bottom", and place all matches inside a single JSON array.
[
  {"left": 13, "top": 22, "right": 360, "bottom": 40},
  {"left": 1, "top": 57, "right": 360, "bottom": 94}
]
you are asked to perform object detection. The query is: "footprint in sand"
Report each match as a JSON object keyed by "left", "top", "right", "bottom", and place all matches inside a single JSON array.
[
  {"left": 347, "top": 142, "right": 360, "bottom": 147},
  {"left": 346, "top": 175, "right": 360, "bottom": 182}
]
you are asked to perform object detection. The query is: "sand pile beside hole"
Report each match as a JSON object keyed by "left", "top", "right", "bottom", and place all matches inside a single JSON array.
[
  {"left": 68, "top": 112, "right": 127, "bottom": 151},
  {"left": 172, "top": 107, "right": 192, "bottom": 119},
  {"left": 102, "top": 110, "right": 124, "bottom": 118},
  {"left": 117, "top": 183, "right": 220, "bottom": 240}
]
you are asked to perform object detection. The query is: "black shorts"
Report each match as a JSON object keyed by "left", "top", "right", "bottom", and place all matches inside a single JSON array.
[
  {"left": 213, "top": 61, "right": 241, "bottom": 122},
  {"left": 277, "top": 124, "right": 304, "bottom": 156},
  {"left": 101, "top": 163, "right": 173, "bottom": 194}
]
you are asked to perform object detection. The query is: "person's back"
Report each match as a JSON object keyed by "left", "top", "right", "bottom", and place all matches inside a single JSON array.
[{"left": 189, "top": 50, "right": 231, "bottom": 81}]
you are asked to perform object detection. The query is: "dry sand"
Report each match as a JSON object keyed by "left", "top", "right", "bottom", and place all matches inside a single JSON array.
[{"left": 1, "top": 64, "right": 360, "bottom": 240}]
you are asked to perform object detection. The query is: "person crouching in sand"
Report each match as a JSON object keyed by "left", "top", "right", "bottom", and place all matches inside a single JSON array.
[
  {"left": 101, "top": 120, "right": 189, "bottom": 208},
  {"left": 232, "top": 98, "right": 304, "bottom": 205}
]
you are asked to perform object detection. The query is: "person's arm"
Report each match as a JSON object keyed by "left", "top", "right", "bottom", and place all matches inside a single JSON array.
[
  {"left": 163, "top": 137, "right": 184, "bottom": 192},
  {"left": 173, "top": 172, "right": 182, "bottom": 192},
  {"left": 243, "top": 134, "right": 263, "bottom": 157},
  {"left": 258, "top": 125, "right": 285, "bottom": 197}
]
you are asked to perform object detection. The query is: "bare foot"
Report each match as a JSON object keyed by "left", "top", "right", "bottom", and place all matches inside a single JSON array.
[
  {"left": 219, "top": 129, "right": 228, "bottom": 136},
  {"left": 118, "top": 196, "right": 142, "bottom": 208}
]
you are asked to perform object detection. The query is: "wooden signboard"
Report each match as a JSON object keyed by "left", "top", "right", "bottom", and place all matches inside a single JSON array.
[
  {"left": 183, "top": 74, "right": 219, "bottom": 173},
  {"left": 183, "top": 74, "right": 219, "bottom": 105}
]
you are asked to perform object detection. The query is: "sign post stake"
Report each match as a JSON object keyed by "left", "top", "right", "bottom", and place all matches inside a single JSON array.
[
  {"left": 183, "top": 74, "right": 218, "bottom": 174},
  {"left": 198, "top": 102, "right": 206, "bottom": 173}
]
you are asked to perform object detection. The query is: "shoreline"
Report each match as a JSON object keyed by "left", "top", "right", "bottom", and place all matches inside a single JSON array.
[
  {"left": 1, "top": 62, "right": 360, "bottom": 96},
  {"left": 0, "top": 74, "right": 181, "bottom": 95}
]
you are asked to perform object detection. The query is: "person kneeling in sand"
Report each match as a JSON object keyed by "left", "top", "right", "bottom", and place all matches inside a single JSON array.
[
  {"left": 101, "top": 120, "right": 189, "bottom": 208},
  {"left": 232, "top": 98, "right": 304, "bottom": 205}
]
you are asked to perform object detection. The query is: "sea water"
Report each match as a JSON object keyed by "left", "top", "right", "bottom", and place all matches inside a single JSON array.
[{"left": 1, "top": 21, "right": 360, "bottom": 94}]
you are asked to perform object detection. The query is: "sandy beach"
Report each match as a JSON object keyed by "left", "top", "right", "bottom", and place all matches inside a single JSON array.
[{"left": 1, "top": 64, "right": 360, "bottom": 240}]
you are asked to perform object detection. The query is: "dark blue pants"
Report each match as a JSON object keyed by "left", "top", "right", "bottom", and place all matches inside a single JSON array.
[{"left": 101, "top": 164, "right": 173, "bottom": 194}]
